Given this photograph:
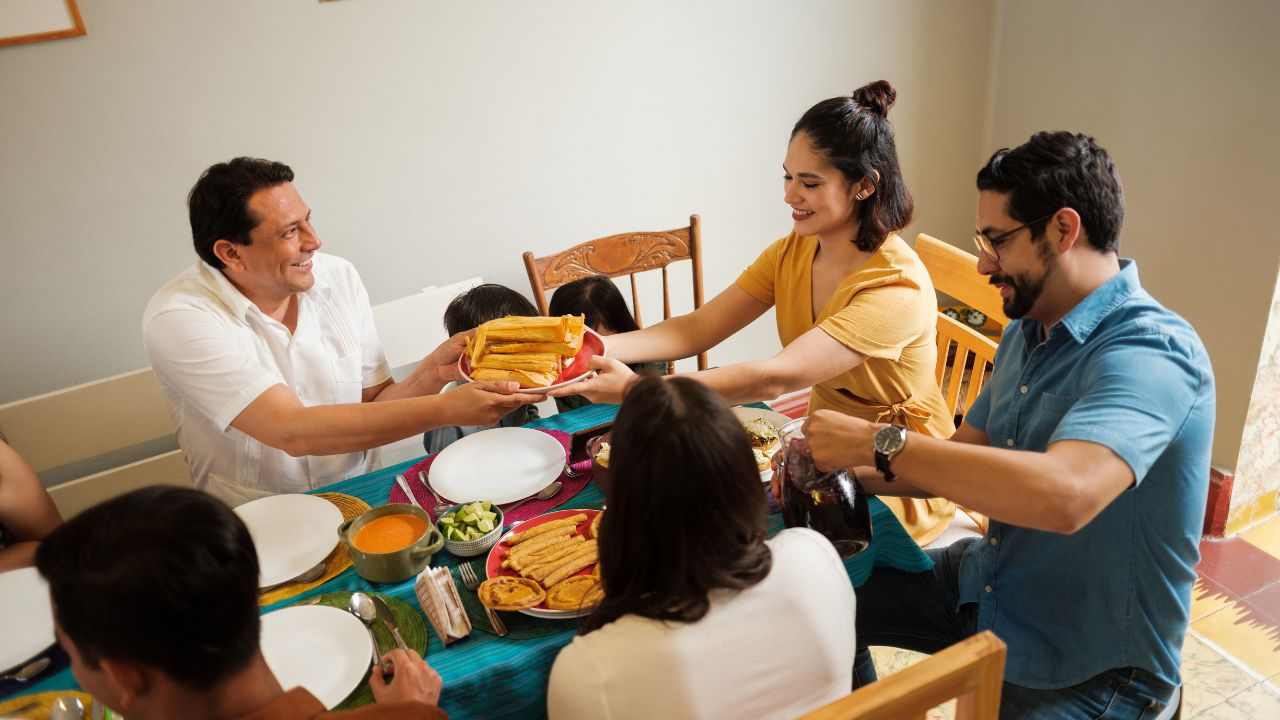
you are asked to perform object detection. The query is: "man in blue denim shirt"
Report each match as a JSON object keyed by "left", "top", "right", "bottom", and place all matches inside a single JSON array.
[{"left": 804, "top": 132, "right": 1214, "bottom": 719}]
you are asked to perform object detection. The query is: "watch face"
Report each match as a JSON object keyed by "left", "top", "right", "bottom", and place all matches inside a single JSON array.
[{"left": 875, "top": 425, "right": 906, "bottom": 455}]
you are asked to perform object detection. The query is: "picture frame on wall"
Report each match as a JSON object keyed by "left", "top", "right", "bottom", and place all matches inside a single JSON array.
[{"left": 0, "top": 0, "right": 85, "bottom": 49}]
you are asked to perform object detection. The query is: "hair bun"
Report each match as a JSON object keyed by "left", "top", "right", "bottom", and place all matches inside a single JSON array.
[{"left": 851, "top": 80, "right": 896, "bottom": 118}]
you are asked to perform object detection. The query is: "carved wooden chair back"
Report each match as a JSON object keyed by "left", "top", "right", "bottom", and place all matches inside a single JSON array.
[{"left": 522, "top": 214, "right": 707, "bottom": 370}]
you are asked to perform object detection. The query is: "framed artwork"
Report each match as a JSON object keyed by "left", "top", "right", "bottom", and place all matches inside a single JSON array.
[{"left": 0, "top": 0, "right": 85, "bottom": 49}]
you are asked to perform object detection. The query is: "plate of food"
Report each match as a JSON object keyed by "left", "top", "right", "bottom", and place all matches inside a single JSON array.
[
  {"left": 732, "top": 406, "right": 789, "bottom": 483},
  {"left": 481, "top": 508, "right": 603, "bottom": 619},
  {"left": 459, "top": 314, "right": 606, "bottom": 393}
]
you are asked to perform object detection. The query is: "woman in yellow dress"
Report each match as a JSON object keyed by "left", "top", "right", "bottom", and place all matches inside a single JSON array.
[{"left": 554, "top": 80, "right": 955, "bottom": 545}]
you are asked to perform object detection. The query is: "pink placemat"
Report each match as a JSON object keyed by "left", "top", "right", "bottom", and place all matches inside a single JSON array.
[{"left": 387, "top": 429, "right": 594, "bottom": 524}]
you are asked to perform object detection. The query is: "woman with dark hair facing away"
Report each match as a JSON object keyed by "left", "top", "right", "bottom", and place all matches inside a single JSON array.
[
  {"left": 553, "top": 81, "right": 956, "bottom": 544},
  {"left": 548, "top": 276, "right": 668, "bottom": 412},
  {"left": 547, "top": 377, "right": 855, "bottom": 719}
]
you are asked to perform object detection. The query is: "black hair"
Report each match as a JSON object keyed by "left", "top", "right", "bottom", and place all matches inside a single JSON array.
[
  {"left": 791, "top": 80, "right": 914, "bottom": 252},
  {"left": 442, "top": 283, "right": 538, "bottom": 335},
  {"left": 188, "top": 157, "right": 295, "bottom": 269},
  {"left": 548, "top": 276, "right": 640, "bottom": 334},
  {"left": 581, "top": 377, "right": 772, "bottom": 633},
  {"left": 35, "top": 487, "right": 261, "bottom": 690},
  {"left": 976, "top": 131, "right": 1124, "bottom": 253}
]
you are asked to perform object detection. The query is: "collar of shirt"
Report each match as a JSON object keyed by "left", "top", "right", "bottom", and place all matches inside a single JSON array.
[{"left": 1020, "top": 258, "right": 1140, "bottom": 347}]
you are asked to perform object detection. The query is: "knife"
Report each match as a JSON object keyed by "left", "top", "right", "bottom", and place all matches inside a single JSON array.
[{"left": 371, "top": 595, "right": 412, "bottom": 654}]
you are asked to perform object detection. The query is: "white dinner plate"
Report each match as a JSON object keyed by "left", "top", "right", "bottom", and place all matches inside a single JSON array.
[
  {"left": 732, "top": 406, "right": 792, "bottom": 484},
  {"left": 234, "top": 494, "right": 343, "bottom": 589},
  {"left": 260, "top": 604, "right": 372, "bottom": 709},
  {"left": 429, "top": 427, "right": 567, "bottom": 505},
  {"left": 0, "top": 567, "right": 55, "bottom": 672}
]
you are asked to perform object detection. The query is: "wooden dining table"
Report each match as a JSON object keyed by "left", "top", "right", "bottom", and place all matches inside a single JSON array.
[{"left": 6, "top": 403, "right": 933, "bottom": 719}]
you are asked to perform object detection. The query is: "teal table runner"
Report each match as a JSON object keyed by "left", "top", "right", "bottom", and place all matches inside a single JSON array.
[{"left": 11, "top": 403, "right": 932, "bottom": 719}]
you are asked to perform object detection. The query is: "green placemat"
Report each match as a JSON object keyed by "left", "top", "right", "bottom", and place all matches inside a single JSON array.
[
  {"left": 449, "top": 566, "right": 573, "bottom": 642},
  {"left": 306, "top": 591, "right": 428, "bottom": 710}
]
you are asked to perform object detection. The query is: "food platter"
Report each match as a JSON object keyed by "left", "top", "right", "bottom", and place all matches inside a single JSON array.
[
  {"left": 732, "top": 406, "right": 791, "bottom": 483},
  {"left": 484, "top": 508, "right": 602, "bottom": 619},
  {"left": 459, "top": 326, "right": 606, "bottom": 394}
]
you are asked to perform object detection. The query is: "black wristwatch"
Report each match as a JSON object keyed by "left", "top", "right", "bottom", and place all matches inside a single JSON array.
[{"left": 873, "top": 425, "right": 908, "bottom": 482}]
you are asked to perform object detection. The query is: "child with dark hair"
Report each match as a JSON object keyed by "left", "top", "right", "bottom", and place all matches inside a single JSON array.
[
  {"left": 548, "top": 276, "right": 667, "bottom": 412},
  {"left": 424, "top": 284, "right": 542, "bottom": 453}
]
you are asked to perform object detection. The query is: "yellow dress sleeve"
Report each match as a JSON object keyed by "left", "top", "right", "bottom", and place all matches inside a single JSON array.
[
  {"left": 818, "top": 281, "right": 929, "bottom": 360},
  {"left": 734, "top": 236, "right": 789, "bottom": 306}
]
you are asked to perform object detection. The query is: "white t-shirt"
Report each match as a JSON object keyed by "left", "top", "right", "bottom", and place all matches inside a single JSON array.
[
  {"left": 142, "top": 253, "right": 391, "bottom": 505},
  {"left": 547, "top": 528, "right": 856, "bottom": 720}
]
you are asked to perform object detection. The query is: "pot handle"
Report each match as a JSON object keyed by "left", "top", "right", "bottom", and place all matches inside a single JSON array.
[
  {"left": 336, "top": 519, "right": 353, "bottom": 545},
  {"left": 412, "top": 526, "right": 445, "bottom": 560}
]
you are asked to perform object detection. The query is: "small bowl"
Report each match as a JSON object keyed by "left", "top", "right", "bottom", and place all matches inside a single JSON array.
[
  {"left": 440, "top": 505, "right": 505, "bottom": 557},
  {"left": 586, "top": 433, "right": 613, "bottom": 500},
  {"left": 337, "top": 504, "right": 444, "bottom": 584}
]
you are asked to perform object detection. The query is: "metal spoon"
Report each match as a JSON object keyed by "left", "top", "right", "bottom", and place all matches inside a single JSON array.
[
  {"left": 417, "top": 471, "right": 452, "bottom": 515},
  {"left": 348, "top": 592, "right": 394, "bottom": 678},
  {"left": 505, "top": 481, "right": 563, "bottom": 512},
  {"left": 50, "top": 696, "right": 85, "bottom": 720},
  {"left": 0, "top": 656, "right": 50, "bottom": 682}
]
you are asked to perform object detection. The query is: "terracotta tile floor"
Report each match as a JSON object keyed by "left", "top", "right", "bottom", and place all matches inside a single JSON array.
[{"left": 869, "top": 513, "right": 1280, "bottom": 718}]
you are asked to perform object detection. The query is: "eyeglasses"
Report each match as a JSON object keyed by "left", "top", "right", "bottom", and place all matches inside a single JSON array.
[{"left": 973, "top": 213, "right": 1054, "bottom": 262}]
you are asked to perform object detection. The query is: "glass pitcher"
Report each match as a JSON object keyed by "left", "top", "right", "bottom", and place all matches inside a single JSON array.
[{"left": 777, "top": 418, "right": 873, "bottom": 558}]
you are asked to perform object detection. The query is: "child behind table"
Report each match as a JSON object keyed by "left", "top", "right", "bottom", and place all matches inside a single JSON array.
[
  {"left": 423, "top": 284, "right": 542, "bottom": 454},
  {"left": 548, "top": 275, "right": 668, "bottom": 413}
]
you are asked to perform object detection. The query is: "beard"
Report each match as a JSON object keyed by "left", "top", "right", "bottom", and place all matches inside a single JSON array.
[{"left": 990, "top": 269, "right": 1047, "bottom": 319}]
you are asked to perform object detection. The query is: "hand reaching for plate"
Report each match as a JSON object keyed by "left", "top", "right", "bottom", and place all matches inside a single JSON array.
[
  {"left": 440, "top": 381, "right": 544, "bottom": 426},
  {"left": 369, "top": 648, "right": 443, "bottom": 708},
  {"left": 547, "top": 356, "right": 637, "bottom": 404}
]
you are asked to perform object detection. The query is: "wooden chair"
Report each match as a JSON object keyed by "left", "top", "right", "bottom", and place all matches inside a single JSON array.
[
  {"left": 0, "top": 368, "right": 188, "bottom": 518},
  {"left": 915, "top": 234, "right": 1006, "bottom": 423},
  {"left": 800, "top": 631, "right": 1007, "bottom": 720},
  {"left": 915, "top": 234, "right": 1008, "bottom": 331},
  {"left": 522, "top": 215, "right": 707, "bottom": 370}
]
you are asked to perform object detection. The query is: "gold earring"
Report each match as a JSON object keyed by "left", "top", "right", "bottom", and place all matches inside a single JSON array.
[{"left": 855, "top": 192, "right": 868, "bottom": 201}]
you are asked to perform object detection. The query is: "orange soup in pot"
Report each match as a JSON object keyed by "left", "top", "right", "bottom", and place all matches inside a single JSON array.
[{"left": 353, "top": 514, "right": 429, "bottom": 554}]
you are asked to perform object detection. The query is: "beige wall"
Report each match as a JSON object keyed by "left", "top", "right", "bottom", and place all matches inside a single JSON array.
[
  {"left": 0, "top": 0, "right": 995, "bottom": 404},
  {"left": 986, "top": 0, "right": 1280, "bottom": 467}
]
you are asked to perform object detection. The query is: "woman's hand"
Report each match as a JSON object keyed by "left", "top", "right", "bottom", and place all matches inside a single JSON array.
[{"left": 548, "top": 356, "right": 637, "bottom": 404}]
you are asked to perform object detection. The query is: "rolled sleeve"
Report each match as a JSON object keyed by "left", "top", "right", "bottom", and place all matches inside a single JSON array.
[
  {"left": 1049, "top": 330, "right": 1207, "bottom": 484},
  {"left": 144, "top": 307, "right": 283, "bottom": 431},
  {"left": 735, "top": 238, "right": 785, "bottom": 306},
  {"left": 819, "top": 283, "right": 926, "bottom": 360}
]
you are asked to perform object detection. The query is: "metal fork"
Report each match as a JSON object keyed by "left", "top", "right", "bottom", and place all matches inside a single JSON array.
[{"left": 458, "top": 563, "right": 508, "bottom": 637}]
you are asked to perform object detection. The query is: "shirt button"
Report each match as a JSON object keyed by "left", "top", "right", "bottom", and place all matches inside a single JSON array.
[
  {"left": 1019, "top": 385, "right": 1028, "bottom": 394},
  {"left": 1005, "top": 438, "right": 1015, "bottom": 447},
  {"left": 984, "top": 585, "right": 993, "bottom": 593},
  {"left": 989, "top": 537, "right": 999, "bottom": 546}
]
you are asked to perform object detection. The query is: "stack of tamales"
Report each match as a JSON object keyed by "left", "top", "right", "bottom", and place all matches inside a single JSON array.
[{"left": 465, "top": 315, "right": 586, "bottom": 388}]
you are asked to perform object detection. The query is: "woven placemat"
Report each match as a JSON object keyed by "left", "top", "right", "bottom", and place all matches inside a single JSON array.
[
  {"left": 300, "top": 591, "right": 428, "bottom": 710},
  {"left": 258, "top": 493, "right": 371, "bottom": 606},
  {"left": 0, "top": 690, "right": 96, "bottom": 720}
]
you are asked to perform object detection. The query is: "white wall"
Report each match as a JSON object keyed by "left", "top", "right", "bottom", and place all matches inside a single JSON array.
[
  {"left": 986, "top": 0, "right": 1280, "bottom": 467},
  {"left": 0, "top": 0, "right": 996, "bottom": 404}
]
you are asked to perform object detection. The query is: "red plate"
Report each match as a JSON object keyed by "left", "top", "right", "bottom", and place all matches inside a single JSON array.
[
  {"left": 458, "top": 327, "right": 606, "bottom": 393},
  {"left": 484, "top": 508, "right": 601, "bottom": 619}
]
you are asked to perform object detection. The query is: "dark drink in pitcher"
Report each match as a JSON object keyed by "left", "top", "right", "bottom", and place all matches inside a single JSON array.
[{"left": 778, "top": 422, "right": 872, "bottom": 558}]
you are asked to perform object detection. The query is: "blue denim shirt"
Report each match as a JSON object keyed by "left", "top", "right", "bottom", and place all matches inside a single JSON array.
[{"left": 962, "top": 260, "right": 1214, "bottom": 689}]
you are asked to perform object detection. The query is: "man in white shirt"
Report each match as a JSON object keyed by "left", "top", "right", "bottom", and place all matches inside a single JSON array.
[{"left": 144, "top": 157, "right": 539, "bottom": 504}]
